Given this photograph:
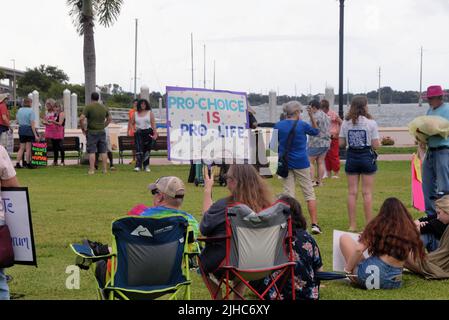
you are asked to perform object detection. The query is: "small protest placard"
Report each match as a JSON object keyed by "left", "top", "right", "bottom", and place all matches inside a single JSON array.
[
  {"left": 2, "top": 187, "right": 37, "bottom": 266},
  {"left": 31, "top": 142, "right": 47, "bottom": 167},
  {"left": 332, "top": 230, "right": 369, "bottom": 272}
]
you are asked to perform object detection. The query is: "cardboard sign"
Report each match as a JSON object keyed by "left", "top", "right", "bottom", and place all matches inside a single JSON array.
[
  {"left": 2, "top": 187, "right": 37, "bottom": 266},
  {"left": 166, "top": 87, "right": 249, "bottom": 162},
  {"left": 332, "top": 230, "right": 369, "bottom": 272},
  {"left": 31, "top": 142, "right": 47, "bottom": 167}
]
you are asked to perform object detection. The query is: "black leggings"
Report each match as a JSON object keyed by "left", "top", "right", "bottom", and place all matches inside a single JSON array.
[{"left": 51, "top": 139, "right": 65, "bottom": 164}]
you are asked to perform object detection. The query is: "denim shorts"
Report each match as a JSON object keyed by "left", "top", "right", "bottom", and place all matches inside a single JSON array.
[
  {"left": 355, "top": 256, "right": 403, "bottom": 290},
  {"left": 421, "top": 233, "right": 440, "bottom": 253},
  {"left": 345, "top": 148, "right": 377, "bottom": 175},
  {"left": 87, "top": 132, "right": 107, "bottom": 154},
  {"left": 308, "top": 147, "right": 329, "bottom": 157}
]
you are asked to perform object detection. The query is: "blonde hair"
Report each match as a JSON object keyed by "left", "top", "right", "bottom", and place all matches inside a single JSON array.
[
  {"left": 436, "top": 195, "right": 449, "bottom": 214},
  {"left": 226, "top": 164, "right": 274, "bottom": 212}
]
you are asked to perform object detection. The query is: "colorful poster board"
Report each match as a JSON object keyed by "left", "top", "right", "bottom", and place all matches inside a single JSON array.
[
  {"left": 166, "top": 87, "right": 249, "bottom": 162},
  {"left": 2, "top": 187, "right": 37, "bottom": 266},
  {"left": 31, "top": 142, "right": 47, "bottom": 167}
]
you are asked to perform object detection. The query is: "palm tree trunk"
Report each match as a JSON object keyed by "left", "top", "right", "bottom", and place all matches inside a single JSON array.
[{"left": 83, "top": 0, "right": 96, "bottom": 105}]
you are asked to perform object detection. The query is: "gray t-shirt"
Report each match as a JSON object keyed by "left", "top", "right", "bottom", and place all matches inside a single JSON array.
[{"left": 308, "top": 110, "right": 331, "bottom": 148}]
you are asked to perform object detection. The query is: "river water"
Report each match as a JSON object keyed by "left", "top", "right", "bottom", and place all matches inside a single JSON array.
[
  {"left": 251, "top": 103, "right": 431, "bottom": 127},
  {"left": 113, "top": 103, "right": 431, "bottom": 128}
]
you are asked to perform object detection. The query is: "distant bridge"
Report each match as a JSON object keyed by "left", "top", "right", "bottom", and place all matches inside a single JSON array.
[{"left": 0, "top": 66, "right": 25, "bottom": 94}]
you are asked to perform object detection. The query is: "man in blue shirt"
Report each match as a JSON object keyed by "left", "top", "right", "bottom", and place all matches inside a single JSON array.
[
  {"left": 421, "top": 85, "right": 449, "bottom": 216},
  {"left": 271, "top": 101, "right": 322, "bottom": 234}
]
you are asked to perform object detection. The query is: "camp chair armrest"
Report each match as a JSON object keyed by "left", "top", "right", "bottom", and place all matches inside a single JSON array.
[
  {"left": 70, "top": 243, "right": 115, "bottom": 260},
  {"left": 197, "top": 236, "right": 228, "bottom": 243}
]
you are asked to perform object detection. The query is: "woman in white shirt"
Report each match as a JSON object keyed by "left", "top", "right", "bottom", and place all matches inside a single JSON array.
[
  {"left": 131, "top": 99, "right": 158, "bottom": 172},
  {"left": 339, "top": 96, "right": 380, "bottom": 232}
]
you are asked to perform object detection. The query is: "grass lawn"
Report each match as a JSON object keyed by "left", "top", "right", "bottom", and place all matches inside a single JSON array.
[
  {"left": 7, "top": 161, "right": 449, "bottom": 300},
  {"left": 376, "top": 146, "right": 417, "bottom": 154}
]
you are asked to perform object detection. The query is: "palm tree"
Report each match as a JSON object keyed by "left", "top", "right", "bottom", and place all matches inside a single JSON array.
[{"left": 67, "top": 0, "right": 123, "bottom": 105}]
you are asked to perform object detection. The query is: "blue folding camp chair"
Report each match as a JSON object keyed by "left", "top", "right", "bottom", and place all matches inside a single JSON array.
[{"left": 71, "top": 214, "right": 196, "bottom": 300}]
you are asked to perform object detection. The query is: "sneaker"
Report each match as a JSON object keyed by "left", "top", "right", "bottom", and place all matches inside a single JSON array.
[
  {"left": 331, "top": 175, "right": 340, "bottom": 179},
  {"left": 134, "top": 167, "right": 141, "bottom": 172},
  {"left": 311, "top": 224, "right": 322, "bottom": 235},
  {"left": 88, "top": 170, "right": 95, "bottom": 175},
  {"left": 313, "top": 181, "right": 323, "bottom": 188},
  {"left": 144, "top": 167, "right": 151, "bottom": 173},
  {"left": 15, "top": 163, "right": 23, "bottom": 169},
  {"left": 27, "top": 164, "right": 36, "bottom": 169},
  {"left": 82, "top": 239, "right": 110, "bottom": 256},
  {"left": 110, "top": 166, "right": 117, "bottom": 171}
]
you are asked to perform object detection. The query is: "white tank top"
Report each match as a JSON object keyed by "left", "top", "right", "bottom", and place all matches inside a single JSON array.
[{"left": 135, "top": 111, "right": 152, "bottom": 130}]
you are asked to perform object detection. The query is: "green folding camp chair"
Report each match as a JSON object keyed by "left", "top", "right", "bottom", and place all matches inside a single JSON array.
[{"left": 71, "top": 214, "right": 197, "bottom": 300}]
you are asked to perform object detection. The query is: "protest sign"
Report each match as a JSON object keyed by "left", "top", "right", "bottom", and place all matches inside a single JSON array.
[
  {"left": 332, "top": 230, "right": 368, "bottom": 272},
  {"left": 31, "top": 142, "right": 47, "bottom": 167},
  {"left": 166, "top": 87, "right": 249, "bottom": 162},
  {"left": 2, "top": 187, "right": 37, "bottom": 266}
]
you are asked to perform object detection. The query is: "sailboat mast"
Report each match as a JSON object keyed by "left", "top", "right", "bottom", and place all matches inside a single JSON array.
[{"left": 419, "top": 46, "right": 423, "bottom": 107}]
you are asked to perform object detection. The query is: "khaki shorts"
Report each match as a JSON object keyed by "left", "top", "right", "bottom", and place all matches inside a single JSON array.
[{"left": 282, "top": 168, "right": 316, "bottom": 201}]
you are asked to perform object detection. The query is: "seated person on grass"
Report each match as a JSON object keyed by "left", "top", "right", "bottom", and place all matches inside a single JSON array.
[
  {"left": 78, "top": 176, "right": 199, "bottom": 289},
  {"left": 254, "top": 195, "right": 323, "bottom": 300},
  {"left": 340, "top": 198, "right": 425, "bottom": 290},
  {"left": 415, "top": 194, "right": 449, "bottom": 253}
]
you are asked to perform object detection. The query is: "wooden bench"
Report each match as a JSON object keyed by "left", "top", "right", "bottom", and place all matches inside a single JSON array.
[
  {"left": 118, "top": 135, "right": 167, "bottom": 164},
  {"left": 14, "top": 136, "right": 84, "bottom": 164}
]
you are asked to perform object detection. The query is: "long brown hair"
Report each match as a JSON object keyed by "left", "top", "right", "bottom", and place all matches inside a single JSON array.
[
  {"left": 226, "top": 164, "right": 274, "bottom": 212},
  {"left": 278, "top": 195, "right": 307, "bottom": 230},
  {"left": 345, "top": 96, "right": 372, "bottom": 124},
  {"left": 359, "top": 198, "right": 425, "bottom": 262}
]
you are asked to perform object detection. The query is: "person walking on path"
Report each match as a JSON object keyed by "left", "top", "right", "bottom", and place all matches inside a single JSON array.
[
  {"left": 16, "top": 98, "right": 39, "bottom": 169},
  {"left": 271, "top": 101, "right": 322, "bottom": 234},
  {"left": 79, "top": 92, "right": 112, "bottom": 175},
  {"left": 420, "top": 85, "right": 449, "bottom": 217},
  {"left": 307, "top": 100, "right": 331, "bottom": 187},
  {"left": 321, "top": 99, "right": 342, "bottom": 179},
  {"left": 0, "top": 94, "right": 12, "bottom": 152},
  {"left": 51, "top": 102, "right": 66, "bottom": 166},
  {"left": 339, "top": 96, "right": 380, "bottom": 232},
  {"left": 131, "top": 99, "right": 158, "bottom": 172},
  {"left": 127, "top": 99, "right": 138, "bottom": 165}
]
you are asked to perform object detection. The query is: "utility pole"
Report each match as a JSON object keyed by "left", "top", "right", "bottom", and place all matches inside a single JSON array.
[
  {"left": 134, "top": 19, "right": 138, "bottom": 99},
  {"left": 338, "top": 0, "right": 345, "bottom": 119},
  {"left": 203, "top": 44, "right": 206, "bottom": 89},
  {"left": 11, "top": 59, "right": 16, "bottom": 109},
  {"left": 191, "top": 33, "right": 194, "bottom": 88},
  {"left": 213, "top": 60, "right": 216, "bottom": 90},
  {"left": 378, "top": 67, "right": 381, "bottom": 107},
  {"left": 347, "top": 78, "right": 350, "bottom": 107},
  {"left": 419, "top": 46, "right": 423, "bottom": 107}
]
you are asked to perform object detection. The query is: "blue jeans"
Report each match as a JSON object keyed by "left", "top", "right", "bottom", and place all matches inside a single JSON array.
[
  {"left": 0, "top": 268, "right": 9, "bottom": 300},
  {"left": 422, "top": 149, "right": 449, "bottom": 216},
  {"left": 356, "top": 256, "right": 403, "bottom": 290},
  {"left": 421, "top": 233, "right": 440, "bottom": 253}
]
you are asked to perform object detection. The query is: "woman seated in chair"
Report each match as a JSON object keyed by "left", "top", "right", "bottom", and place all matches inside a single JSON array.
[
  {"left": 265, "top": 195, "right": 324, "bottom": 300},
  {"left": 199, "top": 164, "right": 274, "bottom": 299},
  {"left": 340, "top": 198, "right": 425, "bottom": 290}
]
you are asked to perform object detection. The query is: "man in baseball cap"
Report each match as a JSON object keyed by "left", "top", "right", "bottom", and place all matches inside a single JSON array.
[
  {"left": 148, "top": 176, "right": 185, "bottom": 200},
  {"left": 421, "top": 85, "right": 449, "bottom": 217}
]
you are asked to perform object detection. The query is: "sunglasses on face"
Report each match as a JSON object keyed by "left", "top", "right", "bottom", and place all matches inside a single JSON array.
[{"left": 151, "top": 189, "right": 160, "bottom": 195}]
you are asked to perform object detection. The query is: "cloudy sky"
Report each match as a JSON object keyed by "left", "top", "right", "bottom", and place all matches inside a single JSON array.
[{"left": 2, "top": 0, "right": 449, "bottom": 96}]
